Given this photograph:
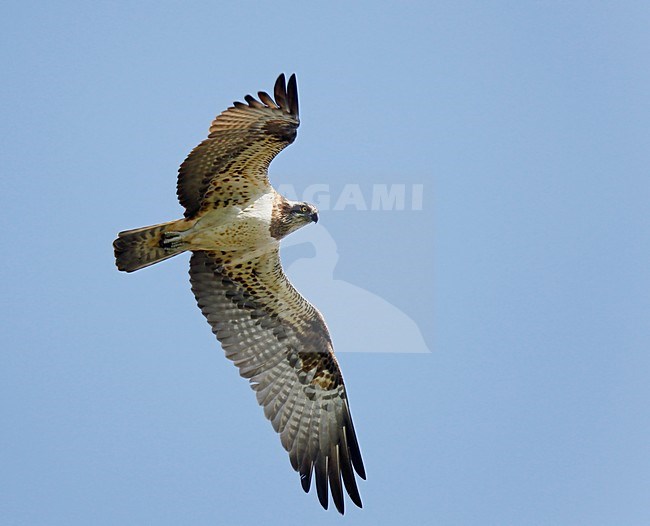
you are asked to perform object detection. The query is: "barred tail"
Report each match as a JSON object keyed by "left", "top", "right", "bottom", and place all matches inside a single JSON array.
[{"left": 113, "top": 221, "right": 184, "bottom": 273}]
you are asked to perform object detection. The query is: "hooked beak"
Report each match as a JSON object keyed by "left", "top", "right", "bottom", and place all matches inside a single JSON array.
[{"left": 310, "top": 212, "right": 319, "bottom": 223}]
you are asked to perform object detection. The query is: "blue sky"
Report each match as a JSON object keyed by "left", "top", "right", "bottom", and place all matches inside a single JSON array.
[{"left": 2, "top": 1, "right": 649, "bottom": 524}]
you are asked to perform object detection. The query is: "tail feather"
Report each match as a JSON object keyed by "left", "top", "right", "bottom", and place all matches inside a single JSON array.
[{"left": 113, "top": 221, "right": 184, "bottom": 272}]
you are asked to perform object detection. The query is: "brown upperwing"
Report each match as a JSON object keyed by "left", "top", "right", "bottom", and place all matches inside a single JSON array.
[{"left": 177, "top": 74, "right": 300, "bottom": 218}]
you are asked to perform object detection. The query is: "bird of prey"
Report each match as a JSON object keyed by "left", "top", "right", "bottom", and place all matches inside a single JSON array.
[{"left": 113, "top": 74, "right": 365, "bottom": 513}]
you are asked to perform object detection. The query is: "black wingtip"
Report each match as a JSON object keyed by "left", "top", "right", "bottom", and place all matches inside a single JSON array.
[
  {"left": 342, "top": 401, "right": 366, "bottom": 480},
  {"left": 300, "top": 462, "right": 313, "bottom": 493},
  {"left": 315, "top": 455, "right": 329, "bottom": 511},
  {"left": 275, "top": 72, "right": 286, "bottom": 92},
  {"left": 274, "top": 73, "right": 288, "bottom": 110},
  {"left": 272, "top": 73, "right": 298, "bottom": 118},
  {"left": 230, "top": 74, "right": 299, "bottom": 115},
  {"left": 328, "top": 447, "right": 345, "bottom": 514},
  {"left": 287, "top": 73, "right": 299, "bottom": 118},
  {"left": 339, "top": 426, "right": 364, "bottom": 509}
]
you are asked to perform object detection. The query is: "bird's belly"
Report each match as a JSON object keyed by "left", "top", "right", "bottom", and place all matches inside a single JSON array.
[{"left": 185, "top": 206, "right": 273, "bottom": 251}]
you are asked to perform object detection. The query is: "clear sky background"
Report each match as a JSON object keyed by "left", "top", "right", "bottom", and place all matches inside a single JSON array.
[{"left": 2, "top": 1, "right": 649, "bottom": 524}]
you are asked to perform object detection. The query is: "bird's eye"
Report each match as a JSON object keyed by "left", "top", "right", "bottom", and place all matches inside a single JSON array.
[{"left": 300, "top": 205, "right": 308, "bottom": 213}]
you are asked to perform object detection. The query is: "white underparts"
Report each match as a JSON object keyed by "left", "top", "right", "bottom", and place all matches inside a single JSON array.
[{"left": 182, "top": 190, "right": 278, "bottom": 252}]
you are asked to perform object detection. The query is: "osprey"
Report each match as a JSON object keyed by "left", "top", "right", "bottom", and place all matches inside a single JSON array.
[{"left": 113, "top": 74, "right": 365, "bottom": 513}]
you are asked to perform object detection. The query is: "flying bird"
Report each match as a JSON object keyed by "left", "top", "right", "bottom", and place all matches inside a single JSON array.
[{"left": 113, "top": 74, "right": 365, "bottom": 513}]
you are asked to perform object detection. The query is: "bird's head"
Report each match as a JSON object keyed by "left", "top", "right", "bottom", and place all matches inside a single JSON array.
[
  {"left": 289, "top": 201, "right": 319, "bottom": 224},
  {"left": 271, "top": 198, "right": 319, "bottom": 240}
]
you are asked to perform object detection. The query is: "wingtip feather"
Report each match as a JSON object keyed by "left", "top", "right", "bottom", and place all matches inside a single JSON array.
[
  {"left": 343, "top": 402, "right": 366, "bottom": 480},
  {"left": 257, "top": 90, "right": 278, "bottom": 108},
  {"left": 328, "top": 446, "right": 345, "bottom": 514},
  {"left": 287, "top": 73, "right": 299, "bottom": 117},
  {"left": 273, "top": 73, "right": 288, "bottom": 112},
  {"left": 244, "top": 94, "right": 265, "bottom": 109},
  {"left": 340, "top": 426, "right": 364, "bottom": 508},
  {"left": 300, "top": 461, "right": 313, "bottom": 493},
  {"left": 315, "top": 455, "right": 329, "bottom": 510}
]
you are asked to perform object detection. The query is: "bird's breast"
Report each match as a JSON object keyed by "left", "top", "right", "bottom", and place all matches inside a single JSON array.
[{"left": 186, "top": 192, "right": 276, "bottom": 251}]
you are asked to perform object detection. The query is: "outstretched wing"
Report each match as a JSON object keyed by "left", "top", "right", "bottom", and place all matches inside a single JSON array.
[
  {"left": 189, "top": 249, "right": 366, "bottom": 514},
  {"left": 177, "top": 74, "right": 300, "bottom": 218}
]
